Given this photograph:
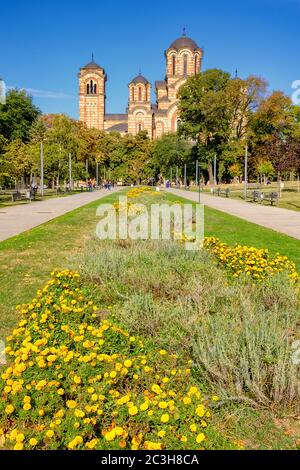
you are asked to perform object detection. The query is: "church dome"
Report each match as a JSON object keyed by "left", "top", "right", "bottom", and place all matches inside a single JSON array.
[
  {"left": 130, "top": 74, "right": 149, "bottom": 85},
  {"left": 169, "top": 36, "right": 199, "bottom": 51},
  {"left": 81, "top": 57, "right": 102, "bottom": 70}
]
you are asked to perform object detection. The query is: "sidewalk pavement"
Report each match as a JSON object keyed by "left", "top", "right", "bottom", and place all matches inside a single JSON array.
[
  {"left": 0, "top": 188, "right": 122, "bottom": 242},
  {"left": 169, "top": 188, "right": 300, "bottom": 240}
]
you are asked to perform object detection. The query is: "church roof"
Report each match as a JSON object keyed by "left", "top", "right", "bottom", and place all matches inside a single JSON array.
[
  {"left": 105, "top": 114, "right": 128, "bottom": 121},
  {"left": 169, "top": 36, "right": 199, "bottom": 51},
  {"left": 155, "top": 80, "right": 167, "bottom": 89},
  {"left": 106, "top": 123, "right": 128, "bottom": 133},
  {"left": 130, "top": 74, "right": 149, "bottom": 85},
  {"left": 81, "top": 57, "right": 103, "bottom": 70}
]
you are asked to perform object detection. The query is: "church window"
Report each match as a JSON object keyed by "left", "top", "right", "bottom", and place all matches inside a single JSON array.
[
  {"left": 94, "top": 83, "right": 97, "bottom": 94},
  {"left": 87, "top": 83, "right": 90, "bottom": 94},
  {"left": 138, "top": 87, "right": 142, "bottom": 101},
  {"left": 183, "top": 54, "right": 188, "bottom": 77},
  {"left": 172, "top": 55, "right": 176, "bottom": 75},
  {"left": 90, "top": 80, "right": 94, "bottom": 94}
]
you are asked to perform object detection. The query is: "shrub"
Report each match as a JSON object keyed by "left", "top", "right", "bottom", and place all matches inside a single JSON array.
[
  {"left": 0, "top": 270, "right": 226, "bottom": 451},
  {"left": 204, "top": 237, "right": 299, "bottom": 283},
  {"left": 78, "top": 238, "right": 300, "bottom": 411}
]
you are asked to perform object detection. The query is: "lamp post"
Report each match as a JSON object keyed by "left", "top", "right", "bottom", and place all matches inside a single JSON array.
[
  {"left": 244, "top": 144, "right": 248, "bottom": 200},
  {"left": 40, "top": 143, "right": 44, "bottom": 196},
  {"left": 184, "top": 164, "right": 187, "bottom": 190},
  {"left": 214, "top": 155, "right": 217, "bottom": 187},
  {"left": 196, "top": 160, "right": 199, "bottom": 187},
  {"left": 69, "top": 153, "right": 73, "bottom": 190}
]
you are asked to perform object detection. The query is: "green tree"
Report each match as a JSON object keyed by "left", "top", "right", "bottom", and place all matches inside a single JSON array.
[
  {"left": 0, "top": 89, "right": 40, "bottom": 142},
  {"left": 152, "top": 133, "right": 192, "bottom": 177}
]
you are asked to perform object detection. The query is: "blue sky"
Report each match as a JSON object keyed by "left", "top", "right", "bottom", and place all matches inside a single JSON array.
[{"left": 1, "top": 0, "right": 299, "bottom": 118}]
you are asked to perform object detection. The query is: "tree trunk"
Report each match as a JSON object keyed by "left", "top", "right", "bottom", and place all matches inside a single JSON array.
[{"left": 208, "top": 162, "right": 214, "bottom": 185}]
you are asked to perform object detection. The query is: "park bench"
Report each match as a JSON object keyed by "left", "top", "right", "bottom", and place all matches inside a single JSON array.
[
  {"left": 261, "top": 192, "right": 279, "bottom": 206},
  {"left": 252, "top": 190, "right": 262, "bottom": 203},
  {"left": 214, "top": 188, "right": 230, "bottom": 198},
  {"left": 11, "top": 191, "right": 32, "bottom": 202}
]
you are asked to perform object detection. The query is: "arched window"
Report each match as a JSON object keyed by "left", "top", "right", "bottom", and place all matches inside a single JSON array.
[
  {"left": 138, "top": 87, "right": 142, "bottom": 101},
  {"left": 94, "top": 83, "right": 97, "bottom": 94},
  {"left": 90, "top": 80, "right": 94, "bottom": 94},
  {"left": 138, "top": 123, "right": 143, "bottom": 133},
  {"left": 195, "top": 57, "right": 198, "bottom": 75},
  {"left": 183, "top": 54, "right": 188, "bottom": 77},
  {"left": 86, "top": 83, "right": 90, "bottom": 94},
  {"left": 172, "top": 55, "right": 176, "bottom": 75}
]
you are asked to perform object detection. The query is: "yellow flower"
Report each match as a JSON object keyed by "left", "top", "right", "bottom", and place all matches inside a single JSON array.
[
  {"left": 105, "top": 431, "right": 116, "bottom": 442},
  {"left": 75, "top": 409, "right": 85, "bottom": 418},
  {"left": 211, "top": 395, "right": 219, "bottom": 402},
  {"left": 46, "top": 430, "right": 54, "bottom": 438},
  {"left": 196, "top": 405, "right": 205, "bottom": 418},
  {"left": 140, "top": 402, "right": 149, "bottom": 411},
  {"left": 158, "top": 401, "right": 168, "bottom": 409},
  {"left": 5, "top": 405, "right": 14, "bottom": 415},
  {"left": 196, "top": 433, "right": 206, "bottom": 444},
  {"left": 124, "top": 359, "right": 132, "bottom": 368},
  {"left": 23, "top": 403, "right": 32, "bottom": 411},
  {"left": 66, "top": 400, "right": 77, "bottom": 409},
  {"left": 157, "top": 430, "right": 166, "bottom": 438},
  {"left": 161, "top": 413, "right": 170, "bottom": 424},
  {"left": 14, "top": 443, "right": 24, "bottom": 451},
  {"left": 129, "top": 406, "right": 138, "bottom": 416},
  {"left": 16, "top": 433, "right": 25, "bottom": 443},
  {"left": 190, "top": 424, "right": 197, "bottom": 433},
  {"left": 183, "top": 396, "right": 192, "bottom": 405},
  {"left": 29, "top": 438, "right": 38, "bottom": 447}
]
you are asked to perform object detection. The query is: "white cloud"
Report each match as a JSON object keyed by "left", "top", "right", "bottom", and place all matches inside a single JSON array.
[{"left": 7, "top": 86, "right": 75, "bottom": 100}]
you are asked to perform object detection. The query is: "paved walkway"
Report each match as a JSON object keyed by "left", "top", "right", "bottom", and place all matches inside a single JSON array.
[
  {"left": 169, "top": 188, "right": 300, "bottom": 240},
  {"left": 0, "top": 188, "right": 122, "bottom": 242}
]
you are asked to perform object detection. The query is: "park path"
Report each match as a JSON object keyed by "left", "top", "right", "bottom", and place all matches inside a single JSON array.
[
  {"left": 0, "top": 188, "right": 122, "bottom": 242},
  {"left": 169, "top": 188, "right": 300, "bottom": 241}
]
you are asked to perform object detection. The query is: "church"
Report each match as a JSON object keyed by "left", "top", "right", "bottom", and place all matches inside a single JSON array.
[{"left": 78, "top": 33, "right": 203, "bottom": 139}]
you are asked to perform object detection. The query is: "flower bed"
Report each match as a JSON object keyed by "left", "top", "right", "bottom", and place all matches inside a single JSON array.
[
  {"left": 204, "top": 237, "right": 299, "bottom": 282},
  {"left": 0, "top": 270, "right": 217, "bottom": 451}
]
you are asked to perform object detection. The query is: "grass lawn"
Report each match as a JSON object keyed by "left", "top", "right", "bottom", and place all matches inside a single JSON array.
[
  {"left": 1, "top": 188, "right": 300, "bottom": 450},
  {"left": 167, "top": 193, "right": 300, "bottom": 270},
  {"left": 189, "top": 182, "right": 300, "bottom": 212},
  {"left": 0, "top": 189, "right": 88, "bottom": 209},
  {"left": 0, "top": 190, "right": 125, "bottom": 338}
]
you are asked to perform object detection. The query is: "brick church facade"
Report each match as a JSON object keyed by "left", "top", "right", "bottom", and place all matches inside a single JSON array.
[{"left": 78, "top": 34, "right": 203, "bottom": 139}]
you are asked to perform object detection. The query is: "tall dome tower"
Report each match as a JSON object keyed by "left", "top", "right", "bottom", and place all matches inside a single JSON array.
[
  {"left": 165, "top": 31, "right": 203, "bottom": 101},
  {"left": 78, "top": 57, "right": 107, "bottom": 130}
]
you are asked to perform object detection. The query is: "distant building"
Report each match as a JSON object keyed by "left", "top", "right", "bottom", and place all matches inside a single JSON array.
[
  {"left": 0, "top": 77, "right": 6, "bottom": 104},
  {"left": 78, "top": 33, "right": 203, "bottom": 139}
]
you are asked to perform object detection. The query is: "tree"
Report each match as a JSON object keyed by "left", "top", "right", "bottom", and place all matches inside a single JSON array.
[
  {"left": 152, "top": 133, "right": 192, "bottom": 177},
  {"left": 0, "top": 89, "right": 40, "bottom": 142},
  {"left": 178, "top": 70, "right": 267, "bottom": 183}
]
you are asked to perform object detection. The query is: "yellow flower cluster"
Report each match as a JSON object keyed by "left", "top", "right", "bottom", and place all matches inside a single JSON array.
[
  {"left": 0, "top": 270, "right": 217, "bottom": 451},
  {"left": 127, "top": 187, "right": 160, "bottom": 200},
  {"left": 204, "top": 237, "right": 300, "bottom": 282}
]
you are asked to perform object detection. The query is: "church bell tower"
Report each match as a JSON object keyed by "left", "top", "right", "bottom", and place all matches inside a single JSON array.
[{"left": 78, "top": 56, "right": 107, "bottom": 130}]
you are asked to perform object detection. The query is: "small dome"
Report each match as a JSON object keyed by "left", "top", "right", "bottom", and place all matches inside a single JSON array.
[
  {"left": 169, "top": 36, "right": 199, "bottom": 51},
  {"left": 130, "top": 74, "right": 149, "bottom": 85},
  {"left": 81, "top": 58, "right": 102, "bottom": 70}
]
